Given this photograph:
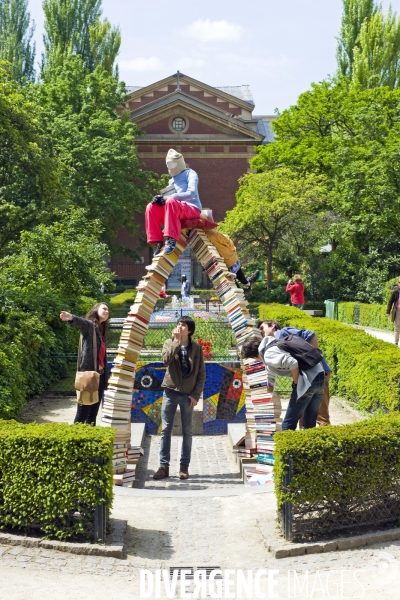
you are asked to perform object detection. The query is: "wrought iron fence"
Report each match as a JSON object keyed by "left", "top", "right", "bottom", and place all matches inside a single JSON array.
[{"left": 280, "top": 454, "right": 400, "bottom": 542}]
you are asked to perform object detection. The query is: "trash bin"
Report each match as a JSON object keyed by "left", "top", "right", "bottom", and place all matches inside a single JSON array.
[{"left": 324, "top": 299, "right": 338, "bottom": 320}]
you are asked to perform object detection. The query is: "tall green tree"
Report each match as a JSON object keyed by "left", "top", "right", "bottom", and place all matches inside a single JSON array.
[
  {"left": 220, "top": 168, "right": 327, "bottom": 289},
  {"left": 0, "top": 62, "right": 63, "bottom": 255},
  {"left": 337, "top": 0, "right": 377, "bottom": 77},
  {"left": 352, "top": 7, "right": 400, "bottom": 88},
  {"left": 42, "top": 0, "right": 120, "bottom": 75},
  {"left": 37, "top": 53, "right": 154, "bottom": 254},
  {"left": 252, "top": 80, "right": 400, "bottom": 245},
  {"left": 336, "top": 0, "right": 378, "bottom": 77},
  {"left": 0, "top": 0, "right": 35, "bottom": 82}
]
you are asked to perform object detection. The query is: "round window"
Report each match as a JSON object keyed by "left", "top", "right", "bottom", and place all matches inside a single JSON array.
[{"left": 172, "top": 117, "right": 186, "bottom": 131}]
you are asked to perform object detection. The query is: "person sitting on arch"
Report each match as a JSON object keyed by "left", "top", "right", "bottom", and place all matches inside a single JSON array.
[{"left": 146, "top": 149, "right": 202, "bottom": 256}]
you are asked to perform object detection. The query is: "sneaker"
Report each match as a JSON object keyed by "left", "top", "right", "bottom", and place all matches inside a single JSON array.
[
  {"left": 247, "top": 269, "right": 260, "bottom": 287},
  {"left": 179, "top": 465, "right": 189, "bottom": 480},
  {"left": 153, "top": 466, "right": 169, "bottom": 480},
  {"left": 153, "top": 241, "right": 164, "bottom": 256},
  {"left": 164, "top": 237, "right": 177, "bottom": 255}
]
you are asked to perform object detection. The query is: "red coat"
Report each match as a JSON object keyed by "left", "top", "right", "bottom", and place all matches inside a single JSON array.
[{"left": 286, "top": 282, "right": 305, "bottom": 305}]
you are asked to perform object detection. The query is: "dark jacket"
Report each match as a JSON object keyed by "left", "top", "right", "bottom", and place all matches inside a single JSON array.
[
  {"left": 161, "top": 338, "right": 206, "bottom": 401},
  {"left": 69, "top": 315, "right": 109, "bottom": 381},
  {"left": 386, "top": 289, "right": 400, "bottom": 322}
]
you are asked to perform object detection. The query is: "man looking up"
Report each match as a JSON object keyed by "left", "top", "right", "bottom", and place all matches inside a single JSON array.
[
  {"left": 241, "top": 323, "right": 324, "bottom": 430},
  {"left": 153, "top": 316, "right": 205, "bottom": 481},
  {"left": 259, "top": 320, "right": 332, "bottom": 426}
]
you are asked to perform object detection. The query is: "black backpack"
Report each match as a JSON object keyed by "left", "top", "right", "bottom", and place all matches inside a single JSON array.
[{"left": 268, "top": 335, "right": 323, "bottom": 371}]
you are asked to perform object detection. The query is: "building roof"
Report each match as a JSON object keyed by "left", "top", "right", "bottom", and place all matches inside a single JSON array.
[
  {"left": 126, "top": 86, "right": 142, "bottom": 94},
  {"left": 126, "top": 83, "right": 255, "bottom": 106},
  {"left": 215, "top": 85, "right": 254, "bottom": 105},
  {"left": 256, "top": 118, "right": 275, "bottom": 144},
  {"left": 129, "top": 90, "right": 264, "bottom": 142}
]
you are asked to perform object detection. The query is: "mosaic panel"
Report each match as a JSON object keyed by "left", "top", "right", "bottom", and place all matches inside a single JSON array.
[{"left": 131, "top": 362, "right": 246, "bottom": 433}]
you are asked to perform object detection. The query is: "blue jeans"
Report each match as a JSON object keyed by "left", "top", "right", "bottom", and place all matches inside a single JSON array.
[
  {"left": 160, "top": 389, "right": 194, "bottom": 467},
  {"left": 292, "top": 303, "right": 304, "bottom": 310},
  {"left": 282, "top": 372, "right": 325, "bottom": 430}
]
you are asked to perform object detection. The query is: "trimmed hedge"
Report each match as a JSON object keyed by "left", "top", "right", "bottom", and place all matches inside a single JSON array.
[
  {"left": 258, "top": 303, "right": 400, "bottom": 412},
  {"left": 338, "top": 301, "right": 393, "bottom": 331},
  {"left": 0, "top": 420, "right": 114, "bottom": 540},
  {"left": 274, "top": 414, "right": 400, "bottom": 537},
  {"left": 110, "top": 289, "right": 138, "bottom": 307},
  {"left": 275, "top": 414, "right": 400, "bottom": 506}
]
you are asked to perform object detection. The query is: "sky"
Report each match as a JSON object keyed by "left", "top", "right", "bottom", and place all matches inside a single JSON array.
[{"left": 28, "top": 0, "right": 398, "bottom": 115}]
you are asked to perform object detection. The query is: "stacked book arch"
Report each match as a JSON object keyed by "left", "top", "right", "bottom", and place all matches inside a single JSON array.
[{"left": 101, "top": 227, "right": 282, "bottom": 486}]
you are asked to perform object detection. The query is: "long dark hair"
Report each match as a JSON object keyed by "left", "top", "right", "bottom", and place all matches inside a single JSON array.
[{"left": 86, "top": 302, "right": 109, "bottom": 339}]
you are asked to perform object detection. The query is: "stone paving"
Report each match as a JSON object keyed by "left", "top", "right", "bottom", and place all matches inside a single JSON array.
[
  {"left": 6, "top": 387, "right": 395, "bottom": 598},
  {"left": 1, "top": 492, "right": 400, "bottom": 599},
  {"left": 133, "top": 434, "right": 243, "bottom": 490}
]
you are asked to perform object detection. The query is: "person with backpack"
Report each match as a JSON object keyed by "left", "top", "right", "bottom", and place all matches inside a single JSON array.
[
  {"left": 259, "top": 320, "right": 332, "bottom": 426},
  {"left": 241, "top": 323, "right": 325, "bottom": 430}
]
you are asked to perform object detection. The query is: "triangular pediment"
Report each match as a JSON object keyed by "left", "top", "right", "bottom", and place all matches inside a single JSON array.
[
  {"left": 127, "top": 72, "right": 255, "bottom": 119},
  {"left": 131, "top": 92, "right": 263, "bottom": 142}
]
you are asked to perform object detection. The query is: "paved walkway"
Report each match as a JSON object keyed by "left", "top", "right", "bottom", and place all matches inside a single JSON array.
[
  {"left": 134, "top": 434, "right": 243, "bottom": 489},
  {"left": 362, "top": 325, "right": 394, "bottom": 344},
  {"left": 1, "top": 493, "right": 400, "bottom": 599},
  {"left": 7, "top": 393, "right": 394, "bottom": 599}
]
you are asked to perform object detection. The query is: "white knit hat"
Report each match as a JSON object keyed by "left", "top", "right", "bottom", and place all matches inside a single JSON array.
[{"left": 166, "top": 148, "right": 186, "bottom": 176}]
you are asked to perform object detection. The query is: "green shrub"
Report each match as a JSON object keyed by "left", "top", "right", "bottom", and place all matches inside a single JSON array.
[
  {"left": 258, "top": 303, "right": 400, "bottom": 412},
  {"left": 274, "top": 414, "right": 400, "bottom": 538},
  {"left": 110, "top": 289, "right": 138, "bottom": 307},
  {"left": 0, "top": 305, "right": 71, "bottom": 418},
  {"left": 338, "top": 301, "right": 392, "bottom": 330},
  {"left": 247, "top": 302, "right": 261, "bottom": 317},
  {"left": 0, "top": 420, "right": 114, "bottom": 540},
  {"left": 246, "top": 278, "right": 289, "bottom": 304}
]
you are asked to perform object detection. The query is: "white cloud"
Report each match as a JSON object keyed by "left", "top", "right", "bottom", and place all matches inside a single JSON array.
[
  {"left": 175, "top": 58, "right": 205, "bottom": 69},
  {"left": 182, "top": 19, "right": 242, "bottom": 42},
  {"left": 118, "top": 56, "right": 163, "bottom": 72}
]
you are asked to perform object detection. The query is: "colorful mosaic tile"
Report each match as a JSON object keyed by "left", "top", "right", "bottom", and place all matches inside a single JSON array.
[
  {"left": 131, "top": 361, "right": 245, "bottom": 433},
  {"left": 142, "top": 396, "right": 163, "bottom": 426}
]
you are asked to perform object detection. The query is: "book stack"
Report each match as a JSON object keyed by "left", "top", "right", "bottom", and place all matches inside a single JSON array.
[
  {"left": 122, "top": 466, "right": 136, "bottom": 486},
  {"left": 127, "top": 445, "right": 144, "bottom": 465},
  {"left": 187, "top": 229, "right": 255, "bottom": 347},
  {"left": 187, "top": 228, "right": 272, "bottom": 460},
  {"left": 102, "top": 233, "right": 187, "bottom": 485},
  {"left": 112, "top": 443, "right": 128, "bottom": 474},
  {"left": 242, "top": 357, "right": 282, "bottom": 470}
]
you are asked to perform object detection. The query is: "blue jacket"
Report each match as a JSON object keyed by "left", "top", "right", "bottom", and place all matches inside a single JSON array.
[
  {"left": 275, "top": 326, "right": 331, "bottom": 372},
  {"left": 169, "top": 169, "right": 202, "bottom": 211}
]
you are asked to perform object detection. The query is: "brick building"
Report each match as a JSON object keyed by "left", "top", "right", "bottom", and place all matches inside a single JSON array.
[{"left": 111, "top": 71, "right": 275, "bottom": 287}]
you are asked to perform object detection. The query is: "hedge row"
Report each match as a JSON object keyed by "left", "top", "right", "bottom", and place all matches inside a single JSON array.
[
  {"left": 258, "top": 303, "right": 400, "bottom": 412},
  {"left": 275, "top": 414, "right": 400, "bottom": 506},
  {"left": 110, "top": 289, "right": 138, "bottom": 307},
  {"left": 0, "top": 420, "right": 114, "bottom": 540},
  {"left": 338, "top": 301, "right": 393, "bottom": 331},
  {"left": 274, "top": 414, "right": 400, "bottom": 535}
]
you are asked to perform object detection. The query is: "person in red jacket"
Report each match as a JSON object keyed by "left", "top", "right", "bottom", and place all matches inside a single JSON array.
[{"left": 286, "top": 274, "right": 305, "bottom": 309}]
